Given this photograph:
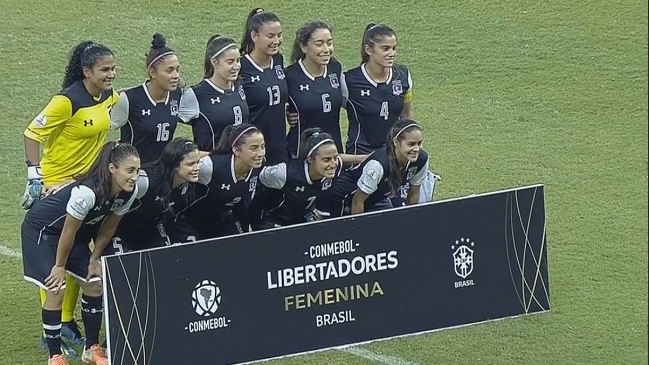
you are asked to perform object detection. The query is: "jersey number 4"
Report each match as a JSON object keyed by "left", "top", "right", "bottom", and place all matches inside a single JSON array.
[
  {"left": 156, "top": 122, "right": 170, "bottom": 142},
  {"left": 380, "top": 101, "right": 389, "bottom": 120}
]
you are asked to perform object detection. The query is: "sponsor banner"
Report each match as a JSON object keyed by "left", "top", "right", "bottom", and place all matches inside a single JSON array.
[{"left": 104, "top": 185, "right": 550, "bottom": 365}]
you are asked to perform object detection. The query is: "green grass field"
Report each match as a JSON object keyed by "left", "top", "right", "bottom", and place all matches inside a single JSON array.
[{"left": 0, "top": 0, "right": 647, "bottom": 364}]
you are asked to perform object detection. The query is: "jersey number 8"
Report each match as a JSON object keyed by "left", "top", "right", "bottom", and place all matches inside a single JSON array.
[{"left": 233, "top": 106, "right": 243, "bottom": 125}]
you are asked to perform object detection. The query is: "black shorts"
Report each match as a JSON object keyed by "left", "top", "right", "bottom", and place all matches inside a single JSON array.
[
  {"left": 21, "top": 221, "right": 97, "bottom": 291},
  {"left": 102, "top": 222, "right": 170, "bottom": 256},
  {"left": 329, "top": 194, "right": 394, "bottom": 218}
]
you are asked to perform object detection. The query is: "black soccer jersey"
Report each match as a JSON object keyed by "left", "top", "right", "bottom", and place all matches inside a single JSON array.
[
  {"left": 330, "top": 148, "right": 428, "bottom": 215},
  {"left": 178, "top": 79, "right": 249, "bottom": 151},
  {"left": 258, "top": 156, "right": 343, "bottom": 225},
  {"left": 285, "top": 59, "right": 346, "bottom": 156},
  {"left": 24, "top": 180, "right": 138, "bottom": 238},
  {"left": 111, "top": 83, "right": 182, "bottom": 164},
  {"left": 344, "top": 64, "right": 413, "bottom": 154},
  {"left": 240, "top": 54, "right": 289, "bottom": 164}
]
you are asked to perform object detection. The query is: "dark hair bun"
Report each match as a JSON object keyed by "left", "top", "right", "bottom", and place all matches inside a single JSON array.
[
  {"left": 151, "top": 33, "right": 167, "bottom": 49},
  {"left": 365, "top": 23, "right": 377, "bottom": 31}
]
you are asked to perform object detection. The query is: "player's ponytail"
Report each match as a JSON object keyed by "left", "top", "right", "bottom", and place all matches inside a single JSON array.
[
  {"left": 290, "top": 21, "right": 332, "bottom": 64},
  {"left": 240, "top": 7, "right": 281, "bottom": 55},
  {"left": 146, "top": 33, "right": 175, "bottom": 73},
  {"left": 386, "top": 119, "right": 421, "bottom": 197},
  {"left": 76, "top": 141, "right": 139, "bottom": 205},
  {"left": 298, "top": 128, "right": 336, "bottom": 161},
  {"left": 63, "top": 41, "right": 114, "bottom": 89},
  {"left": 360, "top": 23, "right": 396, "bottom": 65},
  {"left": 204, "top": 34, "right": 239, "bottom": 78},
  {"left": 212, "top": 123, "right": 261, "bottom": 155}
]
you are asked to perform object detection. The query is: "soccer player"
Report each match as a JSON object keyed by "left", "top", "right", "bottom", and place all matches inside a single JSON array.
[
  {"left": 344, "top": 23, "right": 414, "bottom": 155},
  {"left": 329, "top": 119, "right": 429, "bottom": 217},
  {"left": 103, "top": 138, "right": 202, "bottom": 254},
  {"left": 256, "top": 128, "right": 365, "bottom": 229},
  {"left": 21, "top": 40, "right": 119, "bottom": 356},
  {"left": 21, "top": 142, "right": 140, "bottom": 365},
  {"left": 178, "top": 35, "right": 249, "bottom": 151},
  {"left": 285, "top": 21, "right": 347, "bottom": 156},
  {"left": 239, "top": 8, "right": 289, "bottom": 164},
  {"left": 165, "top": 123, "right": 265, "bottom": 242},
  {"left": 110, "top": 33, "right": 182, "bottom": 164}
]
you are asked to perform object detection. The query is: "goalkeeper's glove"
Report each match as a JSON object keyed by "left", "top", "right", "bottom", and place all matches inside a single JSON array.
[{"left": 20, "top": 164, "right": 43, "bottom": 210}]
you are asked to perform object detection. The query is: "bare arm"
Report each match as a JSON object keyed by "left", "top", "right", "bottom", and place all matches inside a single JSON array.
[
  {"left": 24, "top": 136, "right": 41, "bottom": 165},
  {"left": 55, "top": 215, "right": 83, "bottom": 267},
  {"left": 406, "top": 184, "right": 421, "bottom": 205},
  {"left": 351, "top": 190, "right": 369, "bottom": 215},
  {"left": 339, "top": 154, "right": 367, "bottom": 165},
  {"left": 90, "top": 213, "right": 123, "bottom": 261}
]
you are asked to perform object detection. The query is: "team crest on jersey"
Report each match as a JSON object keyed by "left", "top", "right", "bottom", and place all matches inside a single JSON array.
[
  {"left": 322, "top": 179, "right": 332, "bottom": 191},
  {"left": 111, "top": 199, "right": 125, "bottom": 211},
  {"left": 329, "top": 73, "right": 340, "bottom": 89},
  {"left": 392, "top": 80, "right": 403, "bottom": 96},
  {"left": 249, "top": 176, "right": 258, "bottom": 192},
  {"left": 170, "top": 99, "right": 179, "bottom": 116},
  {"left": 238, "top": 86, "right": 247, "bottom": 100},
  {"left": 33, "top": 114, "right": 47, "bottom": 127},
  {"left": 275, "top": 65, "right": 286, "bottom": 80},
  {"left": 406, "top": 167, "right": 417, "bottom": 181}
]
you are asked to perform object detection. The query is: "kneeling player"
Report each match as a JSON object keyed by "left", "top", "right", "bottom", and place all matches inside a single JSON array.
[
  {"left": 21, "top": 142, "right": 139, "bottom": 365},
  {"left": 104, "top": 138, "right": 202, "bottom": 255},
  {"left": 165, "top": 123, "right": 265, "bottom": 242},
  {"left": 328, "top": 119, "right": 429, "bottom": 217},
  {"left": 255, "top": 128, "right": 365, "bottom": 229}
]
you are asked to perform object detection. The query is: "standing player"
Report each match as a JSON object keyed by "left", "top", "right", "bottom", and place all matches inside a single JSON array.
[
  {"left": 344, "top": 23, "right": 413, "bottom": 155},
  {"left": 21, "top": 142, "right": 140, "bottom": 365},
  {"left": 329, "top": 119, "right": 429, "bottom": 217},
  {"left": 110, "top": 33, "right": 182, "bottom": 164},
  {"left": 239, "top": 8, "right": 289, "bottom": 164},
  {"left": 255, "top": 128, "right": 365, "bottom": 229},
  {"left": 104, "top": 138, "right": 202, "bottom": 255},
  {"left": 165, "top": 123, "right": 265, "bottom": 242},
  {"left": 178, "top": 35, "right": 249, "bottom": 151},
  {"left": 285, "top": 21, "right": 347, "bottom": 156},
  {"left": 21, "top": 40, "right": 119, "bottom": 356}
]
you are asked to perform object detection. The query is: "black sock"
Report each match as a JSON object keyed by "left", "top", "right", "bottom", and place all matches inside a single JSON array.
[
  {"left": 42, "top": 309, "right": 62, "bottom": 358},
  {"left": 81, "top": 294, "right": 103, "bottom": 347}
]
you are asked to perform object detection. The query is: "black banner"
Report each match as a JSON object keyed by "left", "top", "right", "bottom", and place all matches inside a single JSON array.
[{"left": 103, "top": 184, "right": 550, "bottom": 365}]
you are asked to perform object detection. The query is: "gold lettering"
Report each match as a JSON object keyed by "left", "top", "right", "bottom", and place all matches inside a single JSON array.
[
  {"left": 284, "top": 296, "right": 294, "bottom": 311},
  {"left": 356, "top": 283, "right": 369, "bottom": 298},
  {"left": 284, "top": 281, "right": 385, "bottom": 311},
  {"left": 307, "top": 292, "right": 322, "bottom": 307},
  {"left": 336, "top": 287, "right": 349, "bottom": 302},
  {"left": 295, "top": 294, "right": 306, "bottom": 309},
  {"left": 324, "top": 289, "right": 335, "bottom": 304},
  {"left": 371, "top": 281, "right": 384, "bottom": 296}
]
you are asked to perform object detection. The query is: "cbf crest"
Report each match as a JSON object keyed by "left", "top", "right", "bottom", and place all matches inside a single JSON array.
[
  {"left": 451, "top": 237, "right": 475, "bottom": 279},
  {"left": 170, "top": 99, "right": 179, "bottom": 116},
  {"left": 275, "top": 65, "right": 285, "bottom": 80},
  {"left": 391, "top": 80, "right": 403, "bottom": 96},
  {"left": 329, "top": 73, "right": 340, "bottom": 89}
]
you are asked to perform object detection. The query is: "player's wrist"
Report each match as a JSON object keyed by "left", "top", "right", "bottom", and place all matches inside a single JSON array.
[{"left": 27, "top": 165, "right": 43, "bottom": 180}]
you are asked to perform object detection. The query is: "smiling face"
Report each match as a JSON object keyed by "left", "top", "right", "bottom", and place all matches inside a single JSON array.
[
  {"left": 176, "top": 150, "right": 201, "bottom": 183},
  {"left": 212, "top": 47, "right": 241, "bottom": 84},
  {"left": 234, "top": 132, "right": 266, "bottom": 168},
  {"left": 393, "top": 128, "right": 423, "bottom": 164},
  {"left": 252, "top": 21, "right": 283, "bottom": 56},
  {"left": 150, "top": 54, "right": 180, "bottom": 91},
  {"left": 301, "top": 27, "right": 333, "bottom": 66},
  {"left": 308, "top": 143, "right": 339, "bottom": 179},
  {"left": 84, "top": 55, "right": 116, "bottom": 91},
  {"left": 110, "top": 155, "right": 141, "bottom": 192},
  {"left": 365, "top": 34, "right": 397, "bottom": 68}
]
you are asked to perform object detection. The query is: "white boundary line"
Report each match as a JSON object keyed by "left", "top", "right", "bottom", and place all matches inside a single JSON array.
[
  {"left": 340, "top": 347, "right": 422, "bottom": 364},
  {"left": 0, "top": 244, "right": 21, "bottom": 258}
]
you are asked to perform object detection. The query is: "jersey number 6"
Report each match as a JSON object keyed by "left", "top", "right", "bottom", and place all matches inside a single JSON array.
[{"left": 322, "top": 93, "right": 331, "bottom": 113}]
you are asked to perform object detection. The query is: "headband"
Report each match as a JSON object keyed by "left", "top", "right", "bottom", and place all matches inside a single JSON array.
[
  {"left": 395, "top": 123, "right": 419, "bottom": 138},
  {"left": 366, "top": 24, "right": 381, "bottom": 33},
  {"left": 231, "top": 127, "right": 258, "bottom": 148},
  {"left": 147, "top": 51, "right": 175, "bottom": 69},
  {"left": 211, "top": 43, "right": 237, "bottom": 59},
  {"left": 307, "top": 138, "right": 334, "bottom": 158}
]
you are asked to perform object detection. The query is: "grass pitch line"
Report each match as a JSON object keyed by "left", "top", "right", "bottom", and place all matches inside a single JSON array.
[
  {"left": 340, "top": 347, "right": 422, "bottom": 365},
  {"left": 0, "top": 244, "right": 21, "bottom": 259}
]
